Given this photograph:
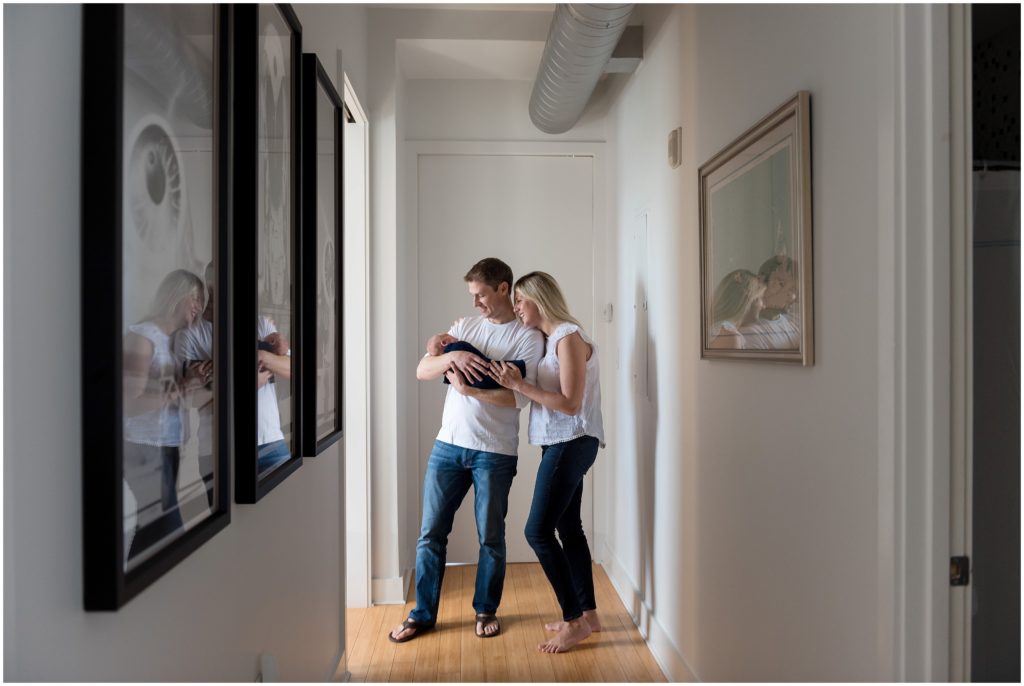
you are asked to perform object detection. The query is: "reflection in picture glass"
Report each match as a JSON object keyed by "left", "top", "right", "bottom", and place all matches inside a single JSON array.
[
  {"left": 256, "top": 4, "right": 294, "bottom": 477},
  {"left": 707, "top": 142, "right": 801, "bottom": 352},
  {"left": 121, "top": 4, "right": 216, "bottom": 571},
  {"left": 316, "top": 81, "right": 337, "bottom": 442}
]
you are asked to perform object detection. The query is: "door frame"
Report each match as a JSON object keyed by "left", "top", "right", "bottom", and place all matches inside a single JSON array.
[
  {"left": 343, "top": 71, "right": 373, "bottom": 609},
  {"left": 948, "top": 5, "right": 972, "bottom": 681},
  {"left": 404, "top": 139, "right": 609, "bottom": 563}
]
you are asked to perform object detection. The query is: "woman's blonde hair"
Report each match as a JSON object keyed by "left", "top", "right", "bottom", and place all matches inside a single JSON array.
[
  {"left": 712, "top": 269, "right": 764, "bottom": 326},
  {"left": 143, "top": 269, "right": 204, "bottom": 323},
  {"left": 513, "top": 271, "right": 582, "bottom": 329}
]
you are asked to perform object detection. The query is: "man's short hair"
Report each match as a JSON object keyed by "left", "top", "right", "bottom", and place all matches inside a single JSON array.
[{"left": 464, "top": 258, "right": 513, "bottom": 294}]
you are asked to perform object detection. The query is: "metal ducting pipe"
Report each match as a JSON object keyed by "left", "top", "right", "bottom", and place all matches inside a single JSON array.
[{"left": 529, "top": 4, "right": 634, "bottom": 134}]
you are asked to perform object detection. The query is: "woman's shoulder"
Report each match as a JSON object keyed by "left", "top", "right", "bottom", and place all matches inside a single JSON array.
[{"left": 550, "top": 321, "right": 582, "bottom": 343}]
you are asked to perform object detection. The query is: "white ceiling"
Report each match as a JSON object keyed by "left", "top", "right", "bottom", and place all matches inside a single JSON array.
[{"left": 398, "top": 38, "right": 546, "bottom": 80}]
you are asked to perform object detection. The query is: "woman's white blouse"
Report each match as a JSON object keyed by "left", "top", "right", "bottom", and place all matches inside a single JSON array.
[{"left": 528, "top": 322, "right": 605, "bottom": 447}]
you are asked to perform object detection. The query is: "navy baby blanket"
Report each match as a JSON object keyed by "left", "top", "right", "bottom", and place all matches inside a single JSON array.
[{"left": 441, "top": 340, "right": 526, "bottom": 390}]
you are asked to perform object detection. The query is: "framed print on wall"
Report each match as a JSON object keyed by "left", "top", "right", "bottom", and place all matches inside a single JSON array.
[
  {"left": 233, "top": 4, "right": 304, "bottom": 502},
  {"left": 699, "top": 91, "right": 814, "bottom": 365},
  {"left": 81, "top": 3, "right": 231, "bottom": 610},
  {"left": 300, "top": 53, "right": 345, "bottom": 456}
]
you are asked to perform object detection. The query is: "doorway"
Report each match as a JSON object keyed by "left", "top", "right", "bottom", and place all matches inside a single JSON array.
[
  {"left": 950, "top": 5, "right": 1020, "bottom": 681},
  {"left": 410, "top": 142, "right": 604, "bottom": 564},
  {"left": 967, "top": 4, "right": 1020, "bottom": 681}
]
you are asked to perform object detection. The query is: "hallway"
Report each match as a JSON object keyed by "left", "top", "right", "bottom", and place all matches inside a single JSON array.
[{"left": 346, "top": 563, "right": 667, "bottom": 682}]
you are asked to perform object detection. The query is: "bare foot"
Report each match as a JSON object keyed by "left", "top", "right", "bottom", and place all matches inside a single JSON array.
[
  {"left": 538, "top": 618, "right": 592, "bottom": 653},
  {"left": 545, "top": 609, "right": 602, "bottom": 633}
]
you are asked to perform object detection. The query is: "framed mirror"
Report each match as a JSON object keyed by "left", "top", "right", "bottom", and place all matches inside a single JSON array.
[
  {"left": 81, "top": 3, "right": 231, "bottom": 610},
  {"left": 233, "top": 4, "right": 304, "bottom": 502},
  {"left": 300, "top": 53, "right": 344, "bottom": 456}
]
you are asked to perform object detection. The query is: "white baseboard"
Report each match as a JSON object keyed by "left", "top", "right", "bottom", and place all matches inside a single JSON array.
[
  {"left": 600, "top": 544, "right": 701, "bottom": 682},
  {"left": 371, "top": 568, "right": 412, "bottom": 605}
]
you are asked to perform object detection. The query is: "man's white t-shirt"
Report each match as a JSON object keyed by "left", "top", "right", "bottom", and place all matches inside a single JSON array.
[
  {"left": 434, "top": 315, "right": 544, "bottom": 456},
  {"left": 173, "top": 316, "right": 286, "bottom": 447}
]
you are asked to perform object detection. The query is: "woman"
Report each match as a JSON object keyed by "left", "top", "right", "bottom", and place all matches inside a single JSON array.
[
  {"left": 707, "top": 268, "right": 765, "bottom": 350},
  {"left": 123, "top": 268, "right": 209, "bottom": 563},
  {"left": 489, "top": 271, "right": 604, "bottom": 654}
]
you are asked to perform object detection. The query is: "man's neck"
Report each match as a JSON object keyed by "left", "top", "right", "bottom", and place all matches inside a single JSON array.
[{"left": 487, "top": 307, "right": 516, "bottom": 325}]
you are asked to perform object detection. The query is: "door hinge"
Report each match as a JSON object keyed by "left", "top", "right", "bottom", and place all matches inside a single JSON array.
[{"left": 950, "top": 555, "right": 970, "bottom": 586}]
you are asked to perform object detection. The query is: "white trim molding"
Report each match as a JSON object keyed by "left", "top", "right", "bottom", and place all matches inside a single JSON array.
[
  {"left": 371, "top": 568, "right": 413, "bottom": 606},
  {"left": 876, "top": 4, "right": 953, "bottom": 681},
  {"left": 600, "top": 548, "right": 695, "bottom": 682},
  {"left": 342, "top": 71, "right": 374, "bottom": 610}
]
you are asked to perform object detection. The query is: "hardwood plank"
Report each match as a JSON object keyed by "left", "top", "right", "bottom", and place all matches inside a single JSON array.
[
  {"left": 412, "top": 569, "right": 443, "bottom": 683},
  {"left": 508, "top": 563, "right": 556, "bottom": 682},
  {"left": 344, "top": 608, "right": 367, "bottom": 681},
  {"left": 345, "top": 562, "right": 667, "bottom": 683},
  {"left": 435, "top": 565, "right": 465, "bottom": 677},
  {"left": 498, "top": 564, "right": 535, "bottom": 683},
  {"left": 349, "top": 605, "right": 388, "bottom": 683},
  {"left": 526, "top": 562, "right": 583, "bottom": 682},
  {"left": 459, "top": 565, "right": 487, "bottom": 683},
  {"left": 365, "top": 604, "right": 404, "bottom": 683}
]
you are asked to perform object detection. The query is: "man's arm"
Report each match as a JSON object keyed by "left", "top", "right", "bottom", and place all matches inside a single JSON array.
[
  {"left": 417, "top": 321, "right": 488, "bottom": 382},
  {"left": 445, "top": 368, "right": 515, "bottom": 407}
]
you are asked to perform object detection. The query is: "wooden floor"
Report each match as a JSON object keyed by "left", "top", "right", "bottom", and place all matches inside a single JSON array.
[{"left": 345, "top": 562, "right": 666, "bottom": 682}]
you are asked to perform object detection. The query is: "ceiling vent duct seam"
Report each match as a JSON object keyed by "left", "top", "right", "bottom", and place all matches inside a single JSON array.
[{"left": 529, "top": 3, "right": 634, "bottom": 134}]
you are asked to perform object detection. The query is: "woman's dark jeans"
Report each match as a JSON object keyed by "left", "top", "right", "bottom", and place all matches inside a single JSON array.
[{"left": 524, "top": 435, "right": 599, "bottom": 622}]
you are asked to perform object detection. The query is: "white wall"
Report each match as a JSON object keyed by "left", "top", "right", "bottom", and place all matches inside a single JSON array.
[
  {"left": 404, "top": 78, "right": 607, "bottom": 142},
  {"left": 602, "top": 4, "right": 946, "bottom": 681},
  {"left": 295, "top": 4, "right": 368, "bottom": 106},
  {"left": 294, "top": 1, "right": 373, "bottom": 610},
  {"left": 3, "top": 5, "right": 367, "bottom": 679}
]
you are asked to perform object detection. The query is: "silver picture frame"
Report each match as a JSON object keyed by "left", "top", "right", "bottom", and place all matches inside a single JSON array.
[{"left": 699, "top": 91, "right": 814, "bottom": 365}]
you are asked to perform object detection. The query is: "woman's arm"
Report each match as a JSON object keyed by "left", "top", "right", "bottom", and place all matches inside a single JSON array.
[
  {"left": 489, "top": 332, "right": 589, "bottom": 415},
  {"left": 123, "top": 333, "right": 173, "bottom": 416}
]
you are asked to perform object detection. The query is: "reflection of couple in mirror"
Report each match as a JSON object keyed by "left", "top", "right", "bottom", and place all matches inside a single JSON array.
[
  {"left": 122, "top": 268, "right": 209, "bottom": 565},
  {"left": 172, "top": 262, "right": 293, "bottom": 481},
  {"left": 709, "top": 255, "right": 800, "bottom": 350}
]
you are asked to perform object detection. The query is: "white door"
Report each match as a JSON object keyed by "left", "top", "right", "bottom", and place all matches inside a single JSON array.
[{"left": 415, "top": 151, "right": 596, "bottom": 563}]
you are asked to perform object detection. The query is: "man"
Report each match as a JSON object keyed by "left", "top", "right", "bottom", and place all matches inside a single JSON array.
[
  {"left": 173, "top": 263, "right": 293, "bottom": 489},
  {"left": 389, "top": 257, "right": 544, "bottom": 643},
  {"left": 739, "top": 254, "right": 801, "bottom": 350}
]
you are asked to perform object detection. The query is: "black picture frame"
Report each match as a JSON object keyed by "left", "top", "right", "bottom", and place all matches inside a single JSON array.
[
  {"left": 300, "top": 53, "right": 345, "bottom": 456},
  {"left": 81, "top": 4, "right": 232, "bottom": 610},
  {"left": 233, "top": 4, "right": 304, "bottom": 503}
]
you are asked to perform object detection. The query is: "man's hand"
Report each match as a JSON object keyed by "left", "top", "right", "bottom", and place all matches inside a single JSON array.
[
  {"left": 445, "top": 367, "right": 472, "bottom": 396},
  {"left": 449, "top": 350, "right": 489, "bottom": 384},
  {"left": 257, "top": 367, "right": 272, "bottom": 389},
  {"left": 182, "top": 360, "right": 214, "bottom": 390}
]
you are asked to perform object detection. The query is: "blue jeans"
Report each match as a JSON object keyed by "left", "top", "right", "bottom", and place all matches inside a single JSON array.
[
  {"left": 524, "top": 435, "right": 599, "bottom": 621},
  {"left": 258, "top": 439, "right": 291, "bottom": 474},
  {"left": 409, "top": 440, "right": 518, "bottom": 625}
]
